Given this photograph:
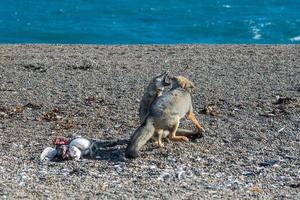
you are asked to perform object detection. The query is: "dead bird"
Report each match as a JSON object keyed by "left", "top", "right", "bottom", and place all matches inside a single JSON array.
[{"left": 40, "top": 136, "right": 91, "bottom": 161}]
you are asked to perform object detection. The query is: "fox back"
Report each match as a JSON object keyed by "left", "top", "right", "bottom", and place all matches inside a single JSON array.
[{"left": 149, "top": 88, "right": 192, "bottom": 120}]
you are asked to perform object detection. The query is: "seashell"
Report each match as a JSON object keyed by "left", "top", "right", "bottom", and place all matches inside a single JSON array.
[
  {"left": 40, "top": 147, "right": 57, "bottom": 161},
  {"left": 69, "top": 146, "right": 81, "bottom": 160},
  {"left": 69, "top": 137, "right": 91, "bottom": 156}
]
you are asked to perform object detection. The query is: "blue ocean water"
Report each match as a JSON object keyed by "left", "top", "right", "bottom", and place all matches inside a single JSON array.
[{"left": 1, "top": 0, "right": 300, "bottom": 44}]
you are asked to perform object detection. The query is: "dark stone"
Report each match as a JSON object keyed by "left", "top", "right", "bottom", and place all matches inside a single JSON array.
[{"left": 258, "top": 160, "right": 278, "bottom": 167}]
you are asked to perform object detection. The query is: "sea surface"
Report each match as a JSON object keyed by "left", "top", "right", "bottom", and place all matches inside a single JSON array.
[{"left": 1, "top": 0, "right": 300, "bottom": 44}]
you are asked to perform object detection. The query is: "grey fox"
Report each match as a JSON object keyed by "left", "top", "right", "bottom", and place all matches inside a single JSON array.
[
  {"left": 126, "top": 76, "right": 205, "bottom": 158},
  {"left": 138, "top": 71, "right": 201, "bottom": 138},
  {"left": 139, "top": 71, "right": 170, "bottom": 123}
]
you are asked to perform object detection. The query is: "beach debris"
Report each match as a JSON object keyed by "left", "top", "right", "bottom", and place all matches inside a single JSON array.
[
  {"left": 114, "top": 124, "right": 122, "bottom": 128},
  {"left": 249, "top": 186, "right": 263, "bottom": 193},
  {"left": 181, "top": 64, "right": 191, "bottom": 73},
  {"left": 258, "top": 160, "right": 278, "bottom": 167},
  {"left": 222, "top": 138, "right": 230, "bottom": 143},
  {"left": 56, "top": 119, "right": 78, "bottom": 130},
  {"left": 200, "top": 104, "right": 222, "bottom": 116},
  {"left": 202, "top": 149, "right": 210, "bottom": 154},
  {"left": 289, "top": 183, "right": 300, "bottom": 188},
  {"left": 260, "top": 96, "right": 299, "bottom": 118},
  {"left": 260, "top": 109, "right": 285, "bottom": 117},
  {"left": 24, "top": 102, "right": 42, "bottom": 110},
  {"left": 283, "top": 155, "right": 296, "bottom": 160},
  {"left": 0, "top": 111, "right": 8, "bottom": 118},
  {"left": 40, "top": 136, "right": 92, "bottom": 161},
  {"left": 85, "top": 96, "right": 105, "bottom": 106},
  {"left": 259, "top": 112, "right": 276, "bottom": 117},
  {"left": 176, "top": 167, "right": 186, "bottom": 180},
  {"left": 208, "top": 121, "right": 218, "bottom": 129},
  {"left": 85, "top": 96, "right": 97, "bottom": 102},
  {"left": 70, "top": 59, "right": 94, "bottom": 70},
  {"left": 43, "top": 107, "right": 78, "bottom": 130},
  {"left": 14, "top": 106, "right": 23, "bottom": 113},
  {"left": 69, "top": 168, "right": 88, "bottom": 176},
  {"left": 18, "top": 171, "right": 28, "bottom": 186},
  {"left": 277, "top": 127, "right": 285, "bottom": 133},
  {"left": 23, "top": 63, "right": 46, "bottom": 72},
  {"left": 43, "top": 109, "right": 61, "bottom": 121},
  {"left": 242, "top": 171, "right": 255, "bottom": 177},
  {"left": 113, "top": 164, "right": 123, "bottom": 173},
  {"left": 274, "top": 96, "right": 297, "bottom": 105},
  {"left": 159, "top": 171, "right": 171, "bottom": 181}
]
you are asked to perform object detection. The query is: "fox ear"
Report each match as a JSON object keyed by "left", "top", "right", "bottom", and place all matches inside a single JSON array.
[
  {"left": 187, "top": 82, "right": 196, "bottom": 89},
  {"left": 189, "top": 82, "right": 196, "bottom": 89},
  {"left": 182, "top": 81, "right": 196, "bottom": 92}
]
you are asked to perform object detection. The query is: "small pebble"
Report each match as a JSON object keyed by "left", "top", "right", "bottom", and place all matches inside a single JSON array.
[
  {"left": 0, "top": 112, "right": 8, "bottom": 117},
  {"left": 114, "top": 124, "right": 122, "bottom": 128},
  {"left": 284, "top": 155, "right": 296, "bottom": 160},
  {"left": 243, "top": 171, "right": 255, "bottom": 176}
]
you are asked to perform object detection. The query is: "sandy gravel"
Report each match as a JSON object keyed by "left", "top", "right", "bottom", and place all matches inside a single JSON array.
[{"left": 0, "top": 45, "right": 299, "bottom": 199}]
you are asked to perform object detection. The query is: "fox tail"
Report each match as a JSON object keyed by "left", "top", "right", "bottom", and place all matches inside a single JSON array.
[{"left": 125, "top": 118, "right": 155, "bottom": 158}]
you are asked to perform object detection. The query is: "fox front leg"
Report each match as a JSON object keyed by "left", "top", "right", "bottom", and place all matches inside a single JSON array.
[
  {"left": 186, "top": 111, "right": 205, "bottom": 135},
  {"left": 156, "top": 129, "right": 165, "bottom": 148}
]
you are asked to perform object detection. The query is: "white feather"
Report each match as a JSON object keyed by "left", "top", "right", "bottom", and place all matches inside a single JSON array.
[
  {"left": 69, "top": 137, "right": 91, "bottom": 155},
  {"left": 69, "top": 146, "right": 82, "bottom": 160},
  {"left": 40, "top": 147, "right": 57, "bottom": 161}
]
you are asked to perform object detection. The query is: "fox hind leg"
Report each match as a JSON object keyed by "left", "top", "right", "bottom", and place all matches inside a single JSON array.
[
  {"left": 187, "top": 111, "right": 205, "bottom": 134},
  {"left": 169, "top": 116, "right": 189, "bottom": 142}
]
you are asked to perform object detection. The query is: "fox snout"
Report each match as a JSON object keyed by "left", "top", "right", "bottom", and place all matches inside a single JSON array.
[{"left": 161, "top": 71, "right": 171, "bottom": 86}]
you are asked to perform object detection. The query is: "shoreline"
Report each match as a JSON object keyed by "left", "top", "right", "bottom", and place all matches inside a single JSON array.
[{"left": 1, "top": 43, "right": 299, "bottom": 47}]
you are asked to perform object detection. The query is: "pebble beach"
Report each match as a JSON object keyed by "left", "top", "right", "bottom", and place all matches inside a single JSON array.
[{"left": 0, "top": 45, "right": 299, "bottom": 199}]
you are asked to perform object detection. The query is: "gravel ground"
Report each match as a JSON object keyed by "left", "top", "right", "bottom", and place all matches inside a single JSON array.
[{"left": 0, "top": 45, "right": 299, "bottom": 199}]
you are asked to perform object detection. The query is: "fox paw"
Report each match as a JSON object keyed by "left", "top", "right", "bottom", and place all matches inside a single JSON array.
[
  {"left": 155, "top": 141, "right": 165, "bottom": 148},
  {"left": 170, "top": 136, "right": 189, "bottom": 142},
  {"left": 158, "top": 143, "right": 165, "bottom": 148},
  {"left": 181, "top": 136, "right": 189, "bottom": 142},
  {"left": 198, "top": 127, "right": 205, "bottom": 133}
]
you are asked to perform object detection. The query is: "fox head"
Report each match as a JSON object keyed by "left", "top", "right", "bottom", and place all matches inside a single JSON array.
[
  {"left": 171, "top": 76, "right": 196, "bottom": 92},
  {"left": 150, "top": 71, "right": 170, "bottom": 91}
]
